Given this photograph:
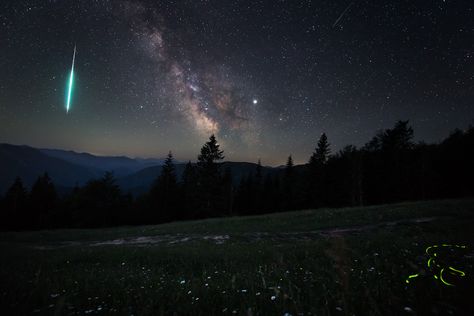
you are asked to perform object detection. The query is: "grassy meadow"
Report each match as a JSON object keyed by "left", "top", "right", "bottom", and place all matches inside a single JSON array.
[{"left": 1, "top": 199, "right": 473, "bottom": 315}]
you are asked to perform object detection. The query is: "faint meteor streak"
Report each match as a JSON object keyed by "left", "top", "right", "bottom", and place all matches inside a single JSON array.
[
  {"left": 332, "top": 2, "right": 354, "bottom": 28},
  {"left": 66, "top": 45, "right": 76, "bottom": 113}
]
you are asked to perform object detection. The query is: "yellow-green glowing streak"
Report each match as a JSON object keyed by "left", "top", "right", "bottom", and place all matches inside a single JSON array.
[
  {"left": 66, "top": 45, "right": 76, "bottom": 113},
  {"left": 405, "top": 273, "right": 419, "bottom": 284},
  {"left": 440, "top": 269, "right": 454, "bottom": 286},
  {"left": 449, "top": 267, "right": 465, "bottom": 277}
]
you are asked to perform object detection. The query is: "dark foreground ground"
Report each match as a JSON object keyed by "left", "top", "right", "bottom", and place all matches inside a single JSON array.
[{"left": 1, "top": 199, "right": 473, "bottom": 315}]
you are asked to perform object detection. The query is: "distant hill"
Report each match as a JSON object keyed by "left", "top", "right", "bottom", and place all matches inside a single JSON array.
[
  {"left": 40, "top": 148, "right": 164, "bottom": 177},
  {"left": 0, "top": 143, "right": 283, "bottom": 196},
  {"left": 0, "top": 144, "right": 101, "bottom": 194}
]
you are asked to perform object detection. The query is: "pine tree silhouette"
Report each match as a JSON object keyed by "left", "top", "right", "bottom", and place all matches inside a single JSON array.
[
  {"left": 29, "top": 173, "right": 57, "bottom": 229},
  {"left": 197, "top": 134, "right": 225, "bottom": 216},
  {"left": 307, "top": 133, "right": 331, "bottom": 208},
  {"left": 150, "top": 151, "right": 178, "bottom": 222},
  {"left": 3, "top": 177, "right": 28, "bottom": 230},
  {"left": 309, "top": 133, "right": 331, "bottom": 166},
  {"left": 283, "top": 155, "right": 295, "bottom": 211}
]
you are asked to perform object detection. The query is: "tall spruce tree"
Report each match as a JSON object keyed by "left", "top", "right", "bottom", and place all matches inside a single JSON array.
[
  {"left": 283, "top": 155, "right": 295, "bottom": 211},
  {"left": 2, "top": 177, "right": 28, "bottom": 230},
  {"left": 307, "top": 133, "right": 331, "bottom": 208},
  {"left": 197, "top": 135, "right": 224, "bottom": 168},
  {"left": 196, "top": 134, "right": 225, "bottom": 216},
  {"left": 309, "top": 133, "right": 331, "bottom": 166},
  {"left": 158, "top": 151, "right": 177, "bottom": 191},
  {"left": 150, "top": 151, "right": 178, "bottom": 222},
  {"left": 29, "top": 173, "right": 57, "bottom": 229}
]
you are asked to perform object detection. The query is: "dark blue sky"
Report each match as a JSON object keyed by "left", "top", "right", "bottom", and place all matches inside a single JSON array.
[{"left": 0, "top": 0, "right": 472, "bottom": 165}]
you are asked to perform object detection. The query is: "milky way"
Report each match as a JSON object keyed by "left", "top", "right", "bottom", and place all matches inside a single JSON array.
[{"left": 121, "top": 1, "right": 259, "bottom": 144}]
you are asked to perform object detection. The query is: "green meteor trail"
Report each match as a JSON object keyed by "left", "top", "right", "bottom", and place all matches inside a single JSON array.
[{"left": 66, "top": 45, "right": 76, "bottom": 113}]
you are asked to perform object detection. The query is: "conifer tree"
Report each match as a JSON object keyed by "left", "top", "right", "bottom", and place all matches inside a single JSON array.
[
  {"left": 283, "top": 155, "right": 295, "bottom": 211},
  {"left": 197, "top": 134, "right": 224, "bottom": 170},
  {"left": 3, "top": 177, "right": 28, "bottom": 230},
  {"left": 150, "top": 151, "right": 178, "bottom": 222},
  {"left": 307, "top": 133, "right": 331, "bottom": 208},
  {"left": 29, "top": 173, "right": 57, "bottom": 229},
  {"left": 196, "top": 134, "right": 225, "bottom": 216},
  {"left": 309, "top": 133, "right": 331, "bottom": 166},
  {"left": 158, "top": 151, "right": 177, "bottom": 192}
]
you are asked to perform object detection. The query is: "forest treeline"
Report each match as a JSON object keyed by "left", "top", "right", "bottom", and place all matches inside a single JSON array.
[{"left": 1, "top": 120, "right": 473, "bottom": 231}]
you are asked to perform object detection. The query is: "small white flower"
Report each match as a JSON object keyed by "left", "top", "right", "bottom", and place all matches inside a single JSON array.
[
  {"left": 180, "top": 280, "right": 186, "bottom": 284},
  {"left": 271, "top": 295, "right": 276, "bottom": 301},
  {"left": 256, "top": 292, "right": 261, "bottom": 296}
]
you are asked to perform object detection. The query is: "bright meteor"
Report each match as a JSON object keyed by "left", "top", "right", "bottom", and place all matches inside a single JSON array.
[{"left": 66, "top": 45, "right": 76, "bottom": 113}]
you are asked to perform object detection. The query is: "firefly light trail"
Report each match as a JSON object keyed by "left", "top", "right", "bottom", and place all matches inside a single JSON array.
[
  {"left": 66, "top": 45, "right": 76, "bottom": 113},
  {"left": 405, "top": 244, "right": 468, "bottom": 286}
]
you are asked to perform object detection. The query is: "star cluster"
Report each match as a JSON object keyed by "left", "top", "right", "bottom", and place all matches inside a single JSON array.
[{"left": 0, "top": 0, "right": 472, "bottom": 164}]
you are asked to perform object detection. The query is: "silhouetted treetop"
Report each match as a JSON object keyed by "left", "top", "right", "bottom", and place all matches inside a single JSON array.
[
  {"left": 158, "top": 151, "right": 177, "bottom": 185},
  {"left": 4, "top": 177, "right": 27, "bottom": 208},
  {"left": 30, "top": 173, "right": 56, "bottom": 203},
  {"left": 365, "top": 120, "right": 414, "bottom": 152},
  {"left": 286, "top": 155, "right": 294, "bottom": 169},
  {"left": 309, "top": 133, "right": 331, "bottom": 165},
  {"left": 197, "top": 134, "right": 224, "bottom": 166}
]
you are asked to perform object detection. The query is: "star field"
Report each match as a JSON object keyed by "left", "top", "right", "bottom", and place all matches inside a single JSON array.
[{"left": 0, "top": 0, "right": 472, "bottom": 165}]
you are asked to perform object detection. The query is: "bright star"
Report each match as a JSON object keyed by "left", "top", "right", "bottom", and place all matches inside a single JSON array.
[{"left": 253, "top": 99, "right": 258, "bottom": 104}]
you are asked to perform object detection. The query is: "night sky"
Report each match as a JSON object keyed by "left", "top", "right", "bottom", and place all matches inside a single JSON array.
[{"left": 0, "top": 0, "right": 472, "bottom": 165}]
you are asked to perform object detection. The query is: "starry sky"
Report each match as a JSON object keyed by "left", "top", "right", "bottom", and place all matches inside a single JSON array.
[{"left": 0, "top": 0, "right": 472, "bottom": 165}]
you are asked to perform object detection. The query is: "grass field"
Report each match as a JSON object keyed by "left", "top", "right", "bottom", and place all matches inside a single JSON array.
[{"left": 1, "top": 199, "right": 473, "bottom": 315}]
